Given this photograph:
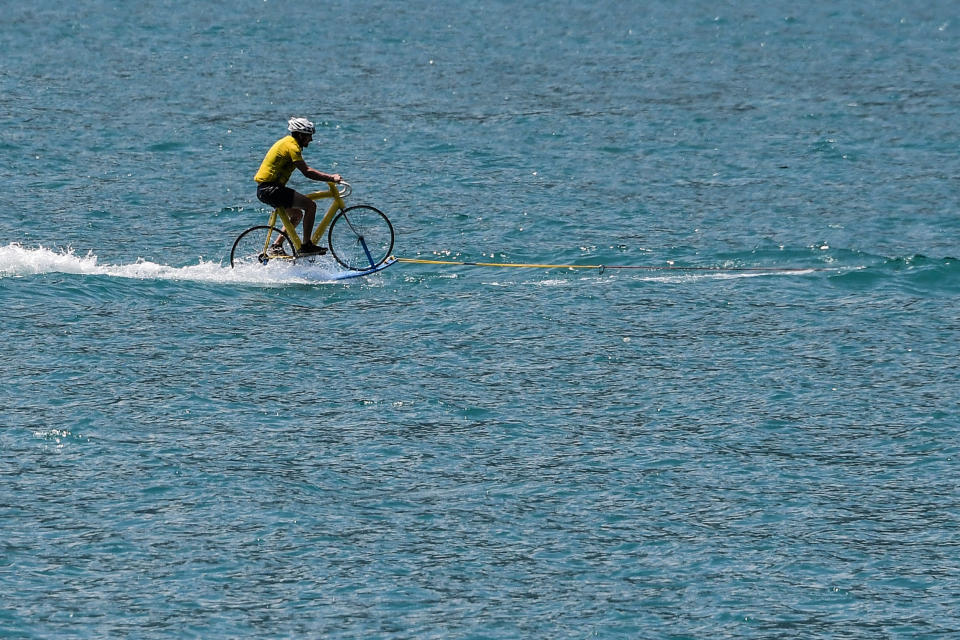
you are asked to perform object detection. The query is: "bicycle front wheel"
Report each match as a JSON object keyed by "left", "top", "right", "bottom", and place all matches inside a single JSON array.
[
  {"left": 327, "top": 205, "right": 395, "bottom": 270},
  {"left": 230, "top": 225, "right": 291, "bottom": 268}
]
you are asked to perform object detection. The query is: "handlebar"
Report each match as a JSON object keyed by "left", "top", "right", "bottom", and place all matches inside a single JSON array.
[{"left": 336, "top": 181, "right": 352, "bottom": 198}]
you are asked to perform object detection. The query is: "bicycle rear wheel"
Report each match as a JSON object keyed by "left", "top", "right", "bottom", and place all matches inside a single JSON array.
[
  {"left": 230, "top": 225, "right": 292, "bottom": 268},
  {"left": 327, "top": 205, "right": 395, "bottom": 270}
]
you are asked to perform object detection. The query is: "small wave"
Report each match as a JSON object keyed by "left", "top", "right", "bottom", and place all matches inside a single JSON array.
[
  {"left": 828, "top": 254, "right": 958, "bottom": 293},
  {"left": 0, "top": 243, "right": 352, "bottom": 285}
]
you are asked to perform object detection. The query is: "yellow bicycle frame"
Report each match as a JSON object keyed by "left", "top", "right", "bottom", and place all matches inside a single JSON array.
[{"left": 262, "top": 181, "right": 345, "bottom": 253}]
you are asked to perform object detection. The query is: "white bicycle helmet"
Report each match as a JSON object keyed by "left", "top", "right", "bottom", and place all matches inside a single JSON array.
[{"left": 288, "top": 117, "right": 315, "bottom": 135}]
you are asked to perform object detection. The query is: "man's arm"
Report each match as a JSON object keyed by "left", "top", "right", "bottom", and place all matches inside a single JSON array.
[{"left": 295, "top": 160, "right": 341, "bottom": 183}]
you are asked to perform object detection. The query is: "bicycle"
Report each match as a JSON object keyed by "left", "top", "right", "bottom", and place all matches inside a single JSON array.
[{"left": 230, "top": 182, "right": 394, "bottom": 272}]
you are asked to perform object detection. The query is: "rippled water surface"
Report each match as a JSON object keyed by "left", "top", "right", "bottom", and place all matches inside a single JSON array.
[{"left": 2, "top": 1, "right": 959, "bottom": 638}]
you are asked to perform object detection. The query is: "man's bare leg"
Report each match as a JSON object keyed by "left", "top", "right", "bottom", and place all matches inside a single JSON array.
[{"left": 292, "top": 193, "right": 318, "bottom": 244}]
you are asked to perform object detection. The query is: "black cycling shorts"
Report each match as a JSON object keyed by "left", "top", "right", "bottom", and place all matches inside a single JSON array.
[{"left": 256, "top": 182, "right": 296, "bottom": 209}]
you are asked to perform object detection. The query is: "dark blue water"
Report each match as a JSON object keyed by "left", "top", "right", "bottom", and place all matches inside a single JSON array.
[{"left": 2, "top": 1, "right": 958, "bottom": 638}]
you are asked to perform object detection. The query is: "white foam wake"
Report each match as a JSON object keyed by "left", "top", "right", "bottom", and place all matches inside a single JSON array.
[{"left": 0, "top": 243, "right": 348, "bottom": 285}]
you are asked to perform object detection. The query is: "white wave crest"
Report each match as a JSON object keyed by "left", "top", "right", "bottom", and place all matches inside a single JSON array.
[{"left": 0, "top": 243, "right": 349, "bottom": 285}]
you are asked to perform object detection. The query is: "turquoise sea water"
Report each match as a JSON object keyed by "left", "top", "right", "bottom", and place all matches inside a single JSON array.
[{"left": 2, "top": 1, "right": 959, "bottom": 638}]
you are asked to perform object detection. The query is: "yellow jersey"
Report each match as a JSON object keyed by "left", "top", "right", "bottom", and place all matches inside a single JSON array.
[{"left": 253, "top": 135, "right": 303, "bottom": 185}]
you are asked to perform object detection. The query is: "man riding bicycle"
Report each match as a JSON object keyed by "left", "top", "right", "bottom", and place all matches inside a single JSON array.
[{"left": 254, "top": 117, "right": 342, "bottom": 256}]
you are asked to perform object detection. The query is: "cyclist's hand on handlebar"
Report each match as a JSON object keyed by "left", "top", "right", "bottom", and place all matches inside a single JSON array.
[{"left": 331, "top": 174, "right": 342, "bottom": 183}]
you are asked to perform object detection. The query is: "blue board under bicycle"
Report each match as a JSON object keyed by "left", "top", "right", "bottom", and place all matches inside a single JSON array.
[{"left": 321, "top": 256, "right": 398, "bottom": 280}]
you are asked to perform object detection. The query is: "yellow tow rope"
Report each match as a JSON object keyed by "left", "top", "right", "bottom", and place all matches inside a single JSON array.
[
  {"left": 395, "top": 257, "right": 821, "bottom": 273},
  {"left": 397, "top": 258, "right": 603, "bottom": 269}
]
